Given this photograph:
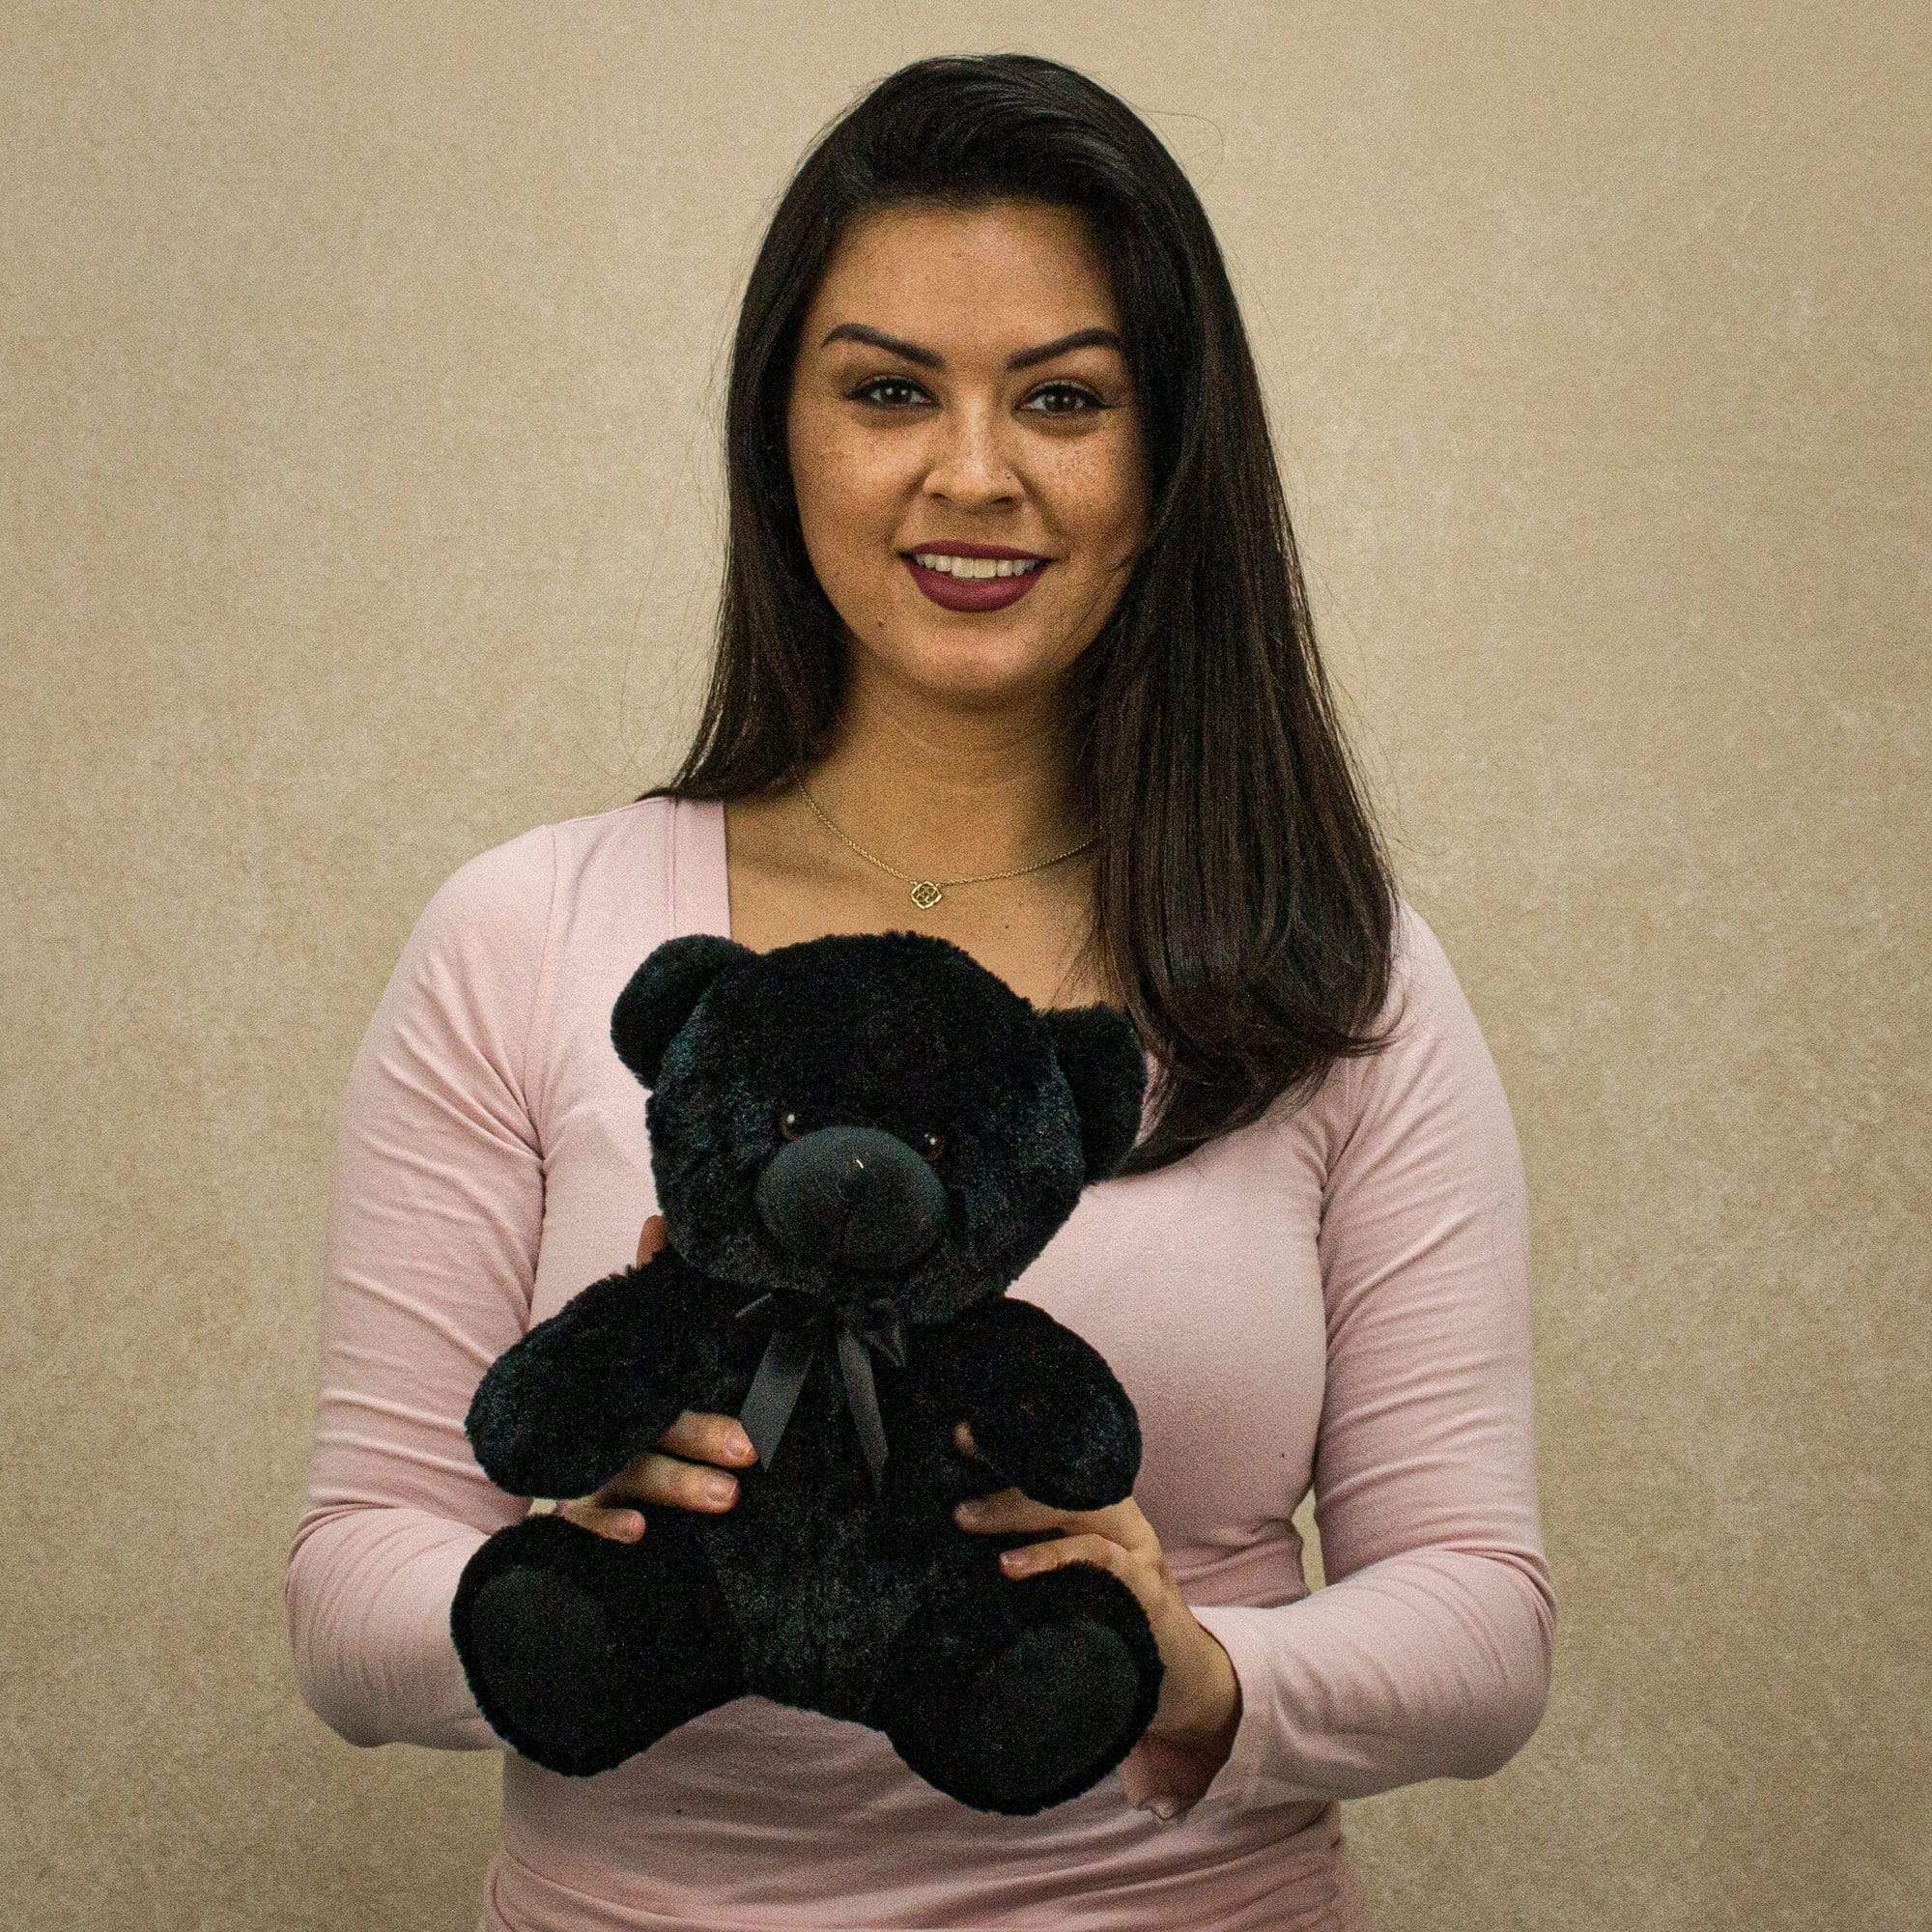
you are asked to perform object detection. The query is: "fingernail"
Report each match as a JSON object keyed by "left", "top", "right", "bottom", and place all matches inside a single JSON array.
[
  {"left": 1001, "top": 1548, "right": 1037, "bottom": 1574},
  {"left": 701, "top": 1474, "right": 736, "bottom": 1503},
  {"left": 954, "top": 1498, "right": 985, "bottom": 1523},
  {"left": 617, "top": 1514, "right": 643, "bottom": 1539},
  {"left": 728, "top": 1430, "right": 755, "bottom": 1462}
]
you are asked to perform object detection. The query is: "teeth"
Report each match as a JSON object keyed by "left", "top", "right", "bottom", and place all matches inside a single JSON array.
[{"left": 912, "top": 553, "right": 1045, "bottom": 580}]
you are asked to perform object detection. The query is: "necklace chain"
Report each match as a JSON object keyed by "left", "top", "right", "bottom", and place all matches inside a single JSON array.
[{"left": 794, "top": 774, "right": 1096, "bottom": 910}]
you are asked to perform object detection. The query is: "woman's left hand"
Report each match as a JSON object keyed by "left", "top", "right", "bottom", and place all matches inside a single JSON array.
[{"left": 950, "top": 1421, "right": 1241, "bottom": 1754}]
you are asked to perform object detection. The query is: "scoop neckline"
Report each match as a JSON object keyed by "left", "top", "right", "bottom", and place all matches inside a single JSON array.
[{"left": 665, "top": 788, "right": 1158, "bottom": 1110}]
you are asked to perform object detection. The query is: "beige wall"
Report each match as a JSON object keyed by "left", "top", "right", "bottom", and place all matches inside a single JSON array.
[{"left": 5, "top": 4, "right": 1923, "bottom": 1926}]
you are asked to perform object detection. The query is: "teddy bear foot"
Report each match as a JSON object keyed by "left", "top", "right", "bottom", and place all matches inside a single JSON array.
[
  {"left": 951, "top": 1613, "right": 1144, "bottom": 1810},
  {"left": 867, "top": 1560, "right": 1164, "bottom": 1815},
  {"left": 461, "top": 1566, "right": 641, "bottom": 1776},
  {"left": 450, "top": 1511, "right": 745, "bottom": 1777}
]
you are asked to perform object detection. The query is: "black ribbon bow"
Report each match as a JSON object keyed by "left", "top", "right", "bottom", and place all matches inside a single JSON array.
[{"left": 732, "top": 1291, "right": 909, "bottom": 1494}]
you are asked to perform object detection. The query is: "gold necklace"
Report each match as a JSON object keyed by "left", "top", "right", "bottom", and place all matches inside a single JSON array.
[{"left": 794, "top": 773, "right": 1096, "bottom": 909}]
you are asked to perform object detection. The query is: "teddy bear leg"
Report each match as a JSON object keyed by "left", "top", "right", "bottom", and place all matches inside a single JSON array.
[
  {"left": 864, "top": 1554, "right": 1164, "bottom": 1815},
  {"left": 451, "top": 1510, "right": 745, "bottom": 1777}
]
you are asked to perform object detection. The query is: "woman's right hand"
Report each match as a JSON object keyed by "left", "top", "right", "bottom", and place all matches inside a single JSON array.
[{"left": 554, "top": 1213, "right": 757, "bottom": 1543}]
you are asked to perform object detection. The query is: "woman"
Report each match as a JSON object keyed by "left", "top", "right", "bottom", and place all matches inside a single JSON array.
[{"left": 287, "top": 52, "right": 1556, "bottom": 1931}]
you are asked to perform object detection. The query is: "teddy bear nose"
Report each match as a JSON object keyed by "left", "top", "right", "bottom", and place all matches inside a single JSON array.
[{"left": 753, "top": 1123, "right": 950, "bottom": 1273}]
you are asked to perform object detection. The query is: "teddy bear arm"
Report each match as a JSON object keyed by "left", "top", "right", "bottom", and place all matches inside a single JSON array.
[
  {"left": 464, "top": 1257, "right": 715, "bottom": 1500},
  {"left": 934, "top": 1299, "right": 1143, "bottom": 1511}
]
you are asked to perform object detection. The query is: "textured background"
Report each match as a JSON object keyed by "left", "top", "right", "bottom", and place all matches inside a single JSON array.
[{"left": 3, "top": 3, "right": 1924, "bottom": 1927}]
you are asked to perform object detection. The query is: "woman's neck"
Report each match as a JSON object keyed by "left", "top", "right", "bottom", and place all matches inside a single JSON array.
[{"left": 788, "top": 722, "right": 1092, "bottom": 880}]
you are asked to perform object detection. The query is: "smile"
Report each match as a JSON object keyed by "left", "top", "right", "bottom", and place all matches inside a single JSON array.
[{"left": 902, "top": 554, "right": 1051, "bottom": 612}]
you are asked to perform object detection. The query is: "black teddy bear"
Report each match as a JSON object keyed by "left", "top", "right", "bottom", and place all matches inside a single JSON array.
[{"left": 448, "top": 928, "right": 1166, "bottom": 1815}]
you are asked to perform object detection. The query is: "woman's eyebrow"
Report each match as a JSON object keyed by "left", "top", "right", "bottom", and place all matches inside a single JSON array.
[{"left": 818, "top": 322, "right": 1125, "bottom": 371}]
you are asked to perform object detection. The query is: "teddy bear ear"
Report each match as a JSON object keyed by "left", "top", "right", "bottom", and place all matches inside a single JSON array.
[
  {"left": 610, "top": 934, "right": 753, "bottom": 1089},
  {"left": 1040, "top": 1003, "right": 1149, "bottom": 1181}
]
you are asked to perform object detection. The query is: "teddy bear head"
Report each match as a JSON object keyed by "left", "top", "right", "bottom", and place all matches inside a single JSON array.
[{"left": 609, "top": 930, "right": 1147, "bottom": 1329}]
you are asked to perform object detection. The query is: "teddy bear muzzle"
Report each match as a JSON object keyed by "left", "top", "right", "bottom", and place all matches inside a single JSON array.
[{"left": 753, "top": 1122, "right": 950, "bottom": 1276}]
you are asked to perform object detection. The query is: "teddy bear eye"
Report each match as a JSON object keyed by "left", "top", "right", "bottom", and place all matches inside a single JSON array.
[
  {"left": 779, "top": 1109, "right": 804, "bottom": 1142},
  {"left": 920, "top": 1129, "right": 947, "bottom": 1164}
]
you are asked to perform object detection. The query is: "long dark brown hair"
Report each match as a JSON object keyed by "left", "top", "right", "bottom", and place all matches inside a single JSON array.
[{"left": 637, "top": 52, "right": 1405, "bottom": 1177}]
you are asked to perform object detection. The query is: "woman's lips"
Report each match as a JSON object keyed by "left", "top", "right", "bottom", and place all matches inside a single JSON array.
[{"left": 903, "top": 554, "right": 1051, "bottom": 612}]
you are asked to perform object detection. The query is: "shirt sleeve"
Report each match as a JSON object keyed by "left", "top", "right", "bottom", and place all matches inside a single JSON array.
[
  {"left": 1116, "top": 901, "right": 1557, "bottom": 1821},
  {"left": 282, "top": 822, "right": 556, "bottom": 1751}
]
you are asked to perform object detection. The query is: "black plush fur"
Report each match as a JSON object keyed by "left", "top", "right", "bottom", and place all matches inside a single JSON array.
[{"left": 449, "top": 929, "right": 1164, "bottom": 1814}]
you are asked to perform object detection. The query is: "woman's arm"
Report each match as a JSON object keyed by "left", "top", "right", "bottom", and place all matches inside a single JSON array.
[
  {"left": 282, "top": 822, "right": 556, "bottom": 1751},
  {"left": 1117, "top": 902, "right": 1558, "bottom": 1821}
]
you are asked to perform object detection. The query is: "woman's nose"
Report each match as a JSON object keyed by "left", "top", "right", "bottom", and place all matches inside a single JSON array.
[{"left": 923, "top": 405, "right": 1021, "bottom": 501}]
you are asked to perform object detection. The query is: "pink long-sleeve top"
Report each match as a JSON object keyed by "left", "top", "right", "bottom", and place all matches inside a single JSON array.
[{"left": 285, "top": 793, "right": 1555, "bottom": 1931}]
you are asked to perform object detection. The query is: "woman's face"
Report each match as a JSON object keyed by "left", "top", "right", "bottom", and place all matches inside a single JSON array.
[{"left": 786, "top": 198, "right": 1147, "bottom": 715}]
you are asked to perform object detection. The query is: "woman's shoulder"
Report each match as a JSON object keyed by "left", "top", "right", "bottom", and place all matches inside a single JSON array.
[
  {"left": 437, "top": 796, "right": 683, "bottom": 915},
  {"left": 1296, "top": 893, "right": 1509, "bottom": 1146},
  {"left": 1381, "top": 893, "right": 1471, "bottom": 1043},
  {"left": 405, "top": 797, "right": 684, "bottom": 978},
  {"left": 1343, "top": 891, "right": 1519, "bottom": 1152},
  {"left": 544, "top": 792, "right": 683, "bottom": 873}
]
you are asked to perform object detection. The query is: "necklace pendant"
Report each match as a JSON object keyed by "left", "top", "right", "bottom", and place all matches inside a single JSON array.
[{"left": 910, "top": 880, "right": 943, "bottom": 910}]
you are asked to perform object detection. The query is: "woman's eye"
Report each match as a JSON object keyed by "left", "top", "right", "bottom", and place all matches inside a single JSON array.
[
  {"left": 1024, "top": 382, "right": 1102, "bottom": 414},
  {"left": 852, "top": 376, "right": 926, "bottom": 409},
  {"left": 847, "top": 377, "right": 1103, "bottom": 414}
]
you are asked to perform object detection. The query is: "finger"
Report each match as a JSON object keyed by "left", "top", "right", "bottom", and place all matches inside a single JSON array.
[
  {"left": 999, "top": 1531, "right": 1126, "bottom": 1578},
  {"left": 954, "top": 1483, "right": 1144, "bottom": 1537},
  {"left": 557, "top": 1497, "right": 645, "bottom": 1542},
  {"left": 654, "top": 1407, "right": 756, "bottom": 1468},
  {"left": 638, "top": 1212, "right": 668, "bottom": 1267},
  {"left": 953, "top": 1486, "right": 1053, "bottom": 1528},
  {"left": 594, "top": 1447, "right": 741, "bottom": 1515}
]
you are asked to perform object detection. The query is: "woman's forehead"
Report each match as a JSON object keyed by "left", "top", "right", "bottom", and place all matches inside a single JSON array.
[{"left": 810, "top": 201, "right": 1117, "bottom": 324}]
